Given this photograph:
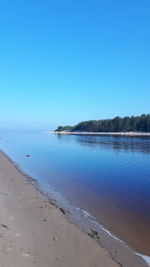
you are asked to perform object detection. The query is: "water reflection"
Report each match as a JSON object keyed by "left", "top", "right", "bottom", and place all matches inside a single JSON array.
[
  {"left": 72, "top": 135, "right": 150, "bottom": 154},
  {"left": 1, "top": 132, "right": 150, "bottom": 255}
]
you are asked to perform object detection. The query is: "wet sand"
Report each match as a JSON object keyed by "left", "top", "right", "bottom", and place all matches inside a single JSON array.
[{"left": 0, "top": 150, "right": 120, "bottom": 267}]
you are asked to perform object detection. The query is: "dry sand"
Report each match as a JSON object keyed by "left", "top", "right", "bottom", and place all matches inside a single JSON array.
[{"left": 0, "top": 151, "right": 120, "bottom": 267}]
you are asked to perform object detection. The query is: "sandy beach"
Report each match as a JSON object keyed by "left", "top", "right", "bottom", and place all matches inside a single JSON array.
[
  {"left": 0, "top": 150, "right": 121, "bottom": 267},
  {"left": 53, "top": 131, "right": 150, "bottom": 136}
]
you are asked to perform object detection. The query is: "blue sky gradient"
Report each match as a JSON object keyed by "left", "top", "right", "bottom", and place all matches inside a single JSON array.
[{"left": 0, "top": 0, "right": 150, "bottom": 130}]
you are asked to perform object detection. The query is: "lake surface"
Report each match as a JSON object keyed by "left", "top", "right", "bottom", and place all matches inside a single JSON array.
[{"left": 0, "top": 131, "right": 150, "bottom": 256}]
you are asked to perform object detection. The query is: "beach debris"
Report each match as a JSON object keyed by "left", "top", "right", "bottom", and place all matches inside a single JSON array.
[
  {"left": 88, "top": 229, "right": 100, "bottom": 241},
  {"left": 53, "top": 236, "right": 58, "bottom": 241},
  {"left": 25, "top": 154, "right": 30, "bottom": 157},
  {"left": 38, "top": 204, "right": 48, "bottom": 208},
  {"left": 59, "top": 207, "right": 66, "bottom": 214},
  {"left": 49, "top": 198, "right": 58, "bottom": 207}
]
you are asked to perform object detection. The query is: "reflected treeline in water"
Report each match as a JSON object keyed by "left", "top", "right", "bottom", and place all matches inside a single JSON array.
[{"left": 74, "top": 135, "right": 150, "bottom": 154}]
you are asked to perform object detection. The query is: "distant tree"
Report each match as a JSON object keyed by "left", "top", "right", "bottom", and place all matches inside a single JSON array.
[
  {"left": 55, "top": 125, "right": 73, "bottom": 132},
  {"left": 55, "top": 114, "right": 150, "bottom": 133}
]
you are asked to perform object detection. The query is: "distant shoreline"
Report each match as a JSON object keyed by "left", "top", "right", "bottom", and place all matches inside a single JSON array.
[{"left": 52, "top": 131, "right": 150, "bottom": 136}]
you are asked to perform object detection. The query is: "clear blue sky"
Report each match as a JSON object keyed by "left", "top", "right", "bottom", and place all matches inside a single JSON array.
[{"left": 0, "top": 0, "right": 150, "bottom": 130}]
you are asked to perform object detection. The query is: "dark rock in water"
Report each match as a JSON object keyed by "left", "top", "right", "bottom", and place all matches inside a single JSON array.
[
  {"left": 26, "top": 154, "right": 30, "bottom": 157},
  {"left": 59, "top": 207, "right": 66, "bottom": 214},
  {"left": 32, "top": 177, "right": 37, "bottom": 181},
  {"left": 88, "top": 229, "right": 100, "bottom": 240},
  {"left": 26, "top": 175, "right": 37, "bottom": 181},
  {"left": 50, "top": 199, "right": 57, "bottom": 207}
]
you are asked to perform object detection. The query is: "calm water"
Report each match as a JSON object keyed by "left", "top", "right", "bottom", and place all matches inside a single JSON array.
[{"left": 0, "top": 131, "right": 150, "bottom": 255}]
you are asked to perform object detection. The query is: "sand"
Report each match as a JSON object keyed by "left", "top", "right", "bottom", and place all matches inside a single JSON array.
[
  {"left": 53, "top": 131, "right": 150, "bottom": 136},
  {"left": 0, "top": 151, "right": 120, "bottom": 267}
]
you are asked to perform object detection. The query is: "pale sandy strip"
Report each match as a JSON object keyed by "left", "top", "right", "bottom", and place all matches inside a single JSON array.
[{"left": 0, "top": 151, "right": 119, "bottom": 267}]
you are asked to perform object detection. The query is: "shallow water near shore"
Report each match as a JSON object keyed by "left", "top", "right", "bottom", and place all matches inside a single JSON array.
[{"left": 0, "top": 131, "right": 150, "bottom": 261}]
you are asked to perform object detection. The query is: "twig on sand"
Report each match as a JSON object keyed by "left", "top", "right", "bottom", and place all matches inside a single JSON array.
[{"left": 0, "top": 223, "right": 9, "bottom": 229}]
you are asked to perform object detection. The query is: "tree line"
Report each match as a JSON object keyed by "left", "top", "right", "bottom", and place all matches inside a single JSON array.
[{"left": 55, "top": 114, "right": 150, "bottom": 132}]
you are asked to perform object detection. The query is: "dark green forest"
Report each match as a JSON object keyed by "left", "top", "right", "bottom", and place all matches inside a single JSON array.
[{"left": 55, "top": 114, "right": 150, "bottom": 132}]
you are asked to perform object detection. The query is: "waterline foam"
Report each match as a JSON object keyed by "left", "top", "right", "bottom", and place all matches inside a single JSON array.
[{"left": 77, "top": 207, "right": 150, "bottom": 267}]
